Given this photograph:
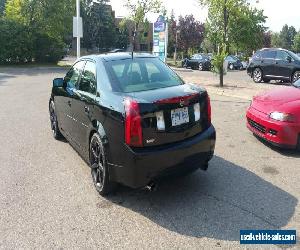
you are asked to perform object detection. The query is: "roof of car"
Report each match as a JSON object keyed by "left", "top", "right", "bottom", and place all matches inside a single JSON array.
[{"left": 79, "top": 52, "right": 157, "bottom": 62}]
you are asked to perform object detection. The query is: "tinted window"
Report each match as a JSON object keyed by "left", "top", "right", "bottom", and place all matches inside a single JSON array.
[
  {"left": 261, "top": 50, "right": 276, "bottom": 59},
  {"left": 105, "top": 58, "right": 184, "bottom": 93},
  {"left": 276, "top": 51, "right": 290, "bottom": 61},
  {"left": 64, "top": 61, "right": 86, "bottom": 88},
  {"left": 78, "top": 61, "right": 97, "bottom": 94}
]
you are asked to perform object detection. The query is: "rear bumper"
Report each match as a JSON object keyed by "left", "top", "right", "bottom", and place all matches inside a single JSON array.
[
  {"left": 109, "top": 125, "right": 216, "bottom": 188},
  {"left": 246, "top": 106, "right": 299, "bottom": 148}
]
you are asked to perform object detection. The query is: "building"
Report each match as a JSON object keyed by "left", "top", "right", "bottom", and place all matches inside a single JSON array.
[{"left": 115, "top": 17, "right": 153, "bottom": 52}]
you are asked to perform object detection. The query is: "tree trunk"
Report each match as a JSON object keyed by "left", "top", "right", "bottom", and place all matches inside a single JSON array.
[{"left": 219, "top": 66, "right": 224, "bottom": 87}]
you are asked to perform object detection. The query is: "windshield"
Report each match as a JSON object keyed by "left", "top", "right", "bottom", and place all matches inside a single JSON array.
[
  {"left": 105, "top": 57, "right": 184, "bottom": 93},
  {"left": 293, "top": 79, "right": 300, "bottom": 88}
]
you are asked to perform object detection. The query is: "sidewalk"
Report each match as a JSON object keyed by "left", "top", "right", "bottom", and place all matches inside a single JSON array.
[{"left": 173, "top": 67, "right": 279, "bottom": 101}]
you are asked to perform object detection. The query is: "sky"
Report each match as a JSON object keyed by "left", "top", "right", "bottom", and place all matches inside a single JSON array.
[{"left": 110, "top": 0, "right": 300, "bottom": 32}]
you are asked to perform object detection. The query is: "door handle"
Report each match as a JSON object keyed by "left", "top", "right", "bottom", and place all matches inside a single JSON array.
[
  {"left": 67, "top": 100, "right": 71, "bottom": 107},
  {"left": 84, "top": 106, "right": 90, "bottom": 114}
]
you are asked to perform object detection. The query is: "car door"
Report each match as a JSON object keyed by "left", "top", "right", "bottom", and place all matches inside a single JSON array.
[
  {"left": 72, "top": 60, "right": 97, "bottom": 151},
  {"left": 56, "top": 61, "right": 85, "bottom": 139},
  {"left": 275, "top": 50, "right": 294, "bottom": 79},
  {"left": 260, "top": 50, "right": 276, "bottom": 76}
]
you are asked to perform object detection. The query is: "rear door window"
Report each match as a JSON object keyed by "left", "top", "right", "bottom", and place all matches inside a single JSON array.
[
  {"left": 276, "top": 51, "right": 290, "bottom": 61},
  {"left": 261, "top": 50, "right": 276, "bottom": 59}
]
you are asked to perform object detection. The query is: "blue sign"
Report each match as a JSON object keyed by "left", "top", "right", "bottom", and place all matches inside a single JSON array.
[
  {"left": 153, "top": 15, "right": 167, "bottom": 62},
  {"left": 240, "top": 230, "right": 296, "bottom": 245}
]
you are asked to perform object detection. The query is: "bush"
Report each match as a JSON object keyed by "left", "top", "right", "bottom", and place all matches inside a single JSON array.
[
  {"left": 34, "top": 33, "right": 65, "bottom": 63},
  {"left": 0, "top": 19, "right": 65, "bottom": 64},
  {"left": 0, "top": 19, "right": 34, "bottom": 64}
]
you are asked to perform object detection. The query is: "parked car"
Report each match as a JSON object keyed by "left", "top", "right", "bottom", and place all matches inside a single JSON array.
[
  {"left": 247, "top": 48, "right": 300, "bottom": 83},
  {"left": 49, "top": 53, "right": 216, "bottom": 195},
  {"left": 182, "top": 54, "right": 212, "bottom": 71},
  {"left": 246, "top": 79, "right": 300, "bottom": 150},
  {"left": 225, "top": 55, "right": 243, "bottom": 70},
  {"left": 109, "top": 48, "right": 125, "bottom": 53}
]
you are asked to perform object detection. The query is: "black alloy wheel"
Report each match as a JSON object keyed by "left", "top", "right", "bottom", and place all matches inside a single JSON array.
[
  {"left": 292, "top": 71, "right": 300, "bottom": 83},
  {"left": 199, "top": 63, "right": 203, "bottom": 71},
  {"left": 49, "top": 100, "right": 63, "bottom": 140},
  {"left": 253, "top": 68, "right": 263, "bottom": 83},
  {"left": 90, "top": 133, "right": 116, "bottom": 195}
]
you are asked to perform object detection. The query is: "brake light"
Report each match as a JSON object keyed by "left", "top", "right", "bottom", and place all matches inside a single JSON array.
[
  {"left": 207, "top": 94, "right": 211, "bottom": 125},
  {"left": 124, "top": 99, "right": 143, "bottom": 147}
]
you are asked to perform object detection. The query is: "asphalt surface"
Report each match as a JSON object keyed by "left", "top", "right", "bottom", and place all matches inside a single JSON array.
[{"left": 0, "top": 68, "right": 299, "bottom": 249}]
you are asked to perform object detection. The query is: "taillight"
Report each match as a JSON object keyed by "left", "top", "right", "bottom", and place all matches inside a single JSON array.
[
  {"left": 124, "top": 99, "right": 143, "bottom": 147},
  {"left": 207, "top": 94, "right": 211, "bottom": 125}
]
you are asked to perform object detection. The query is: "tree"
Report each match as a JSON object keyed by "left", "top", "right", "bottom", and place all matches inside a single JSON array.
[
  {"left": 167, "top": 9, "right": 176, "bottom": 57},
  {"left": 177, "top": 15, "right": 205, "bottom": 56},
  {"left": 123, "top": 0, "right": 162, "bottom": 50},
  {"left": 3, "top": 0, "right": 75, "bottom": 63},
  {"left": 82, "top": 0, "right": 118, "bottom": 51},
  {"left": 271, "top": 32, "right": 282, "bottom": 48},
  {"left": 0, "top": 0, "right": 6, "bottom": 15},
  {"left": 293, "top": 32, "right": 300, "bottom": 53},
  {"left": 199, "top": 0, "right": 266, "bottom": 87},
  {"left": 263, "top": 31, "right": 272, "bottom": 48},
  {"left": 279, "top": 25, "right": 297, "bottom": 50}
]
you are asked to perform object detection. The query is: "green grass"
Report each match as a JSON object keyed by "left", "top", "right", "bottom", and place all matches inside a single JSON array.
[{"left": 166, "top": 58, "right": 182, "bottom": 68}]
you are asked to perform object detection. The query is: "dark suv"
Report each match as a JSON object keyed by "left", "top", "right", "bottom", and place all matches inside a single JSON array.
[{"left": 247, "top": 48, "right": 300, "bottom": 83}]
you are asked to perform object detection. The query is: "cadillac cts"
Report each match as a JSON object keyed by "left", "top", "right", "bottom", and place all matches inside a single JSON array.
[{"left": 49, "top": 53, "right": 216, "bottom": 195}]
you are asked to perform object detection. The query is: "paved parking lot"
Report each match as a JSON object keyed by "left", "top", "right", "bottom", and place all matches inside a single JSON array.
[{"left": 0, "top": 67, "right": 299, "bottom": 249}]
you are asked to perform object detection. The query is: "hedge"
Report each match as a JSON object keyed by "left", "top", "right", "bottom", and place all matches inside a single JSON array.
[{"left": 0, "top": 19, "right": 65, "bottom": 64}]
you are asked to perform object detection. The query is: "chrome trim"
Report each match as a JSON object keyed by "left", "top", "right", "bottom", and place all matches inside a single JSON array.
[{"left": 265, "top": 75, "right": 289, "bottom": 79}]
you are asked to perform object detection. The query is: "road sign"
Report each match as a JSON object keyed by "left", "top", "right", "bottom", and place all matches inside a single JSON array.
[
  {"left": 73, "top": 17, "right": 83, "bottom": 38},
  {"left": 153, "top": 15, "right": 168, "bottom": 62}
]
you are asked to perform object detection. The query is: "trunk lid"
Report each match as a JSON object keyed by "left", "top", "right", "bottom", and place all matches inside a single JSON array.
[{"left": 126, "top": 84, "right": 210, "bottom": 147}]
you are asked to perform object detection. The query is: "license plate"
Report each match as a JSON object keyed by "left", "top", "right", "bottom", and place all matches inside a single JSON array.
[{"left": 171, "top": 107, "right": 189, "bottom": 126}]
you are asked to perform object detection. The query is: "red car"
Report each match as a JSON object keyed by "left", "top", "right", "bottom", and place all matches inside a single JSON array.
[{"left": 246, "top": 80, "right": 300, "bottom": 150}]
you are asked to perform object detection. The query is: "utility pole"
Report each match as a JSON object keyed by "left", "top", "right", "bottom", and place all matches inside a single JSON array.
[
  {"left": 76, "top": 0, "right": 80, "bottom": 58},
  {"left": 174, "top": 30, "right": 180, "bottom": 66}
]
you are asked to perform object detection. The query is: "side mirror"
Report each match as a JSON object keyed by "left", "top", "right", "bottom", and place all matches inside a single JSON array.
[
  {"left": 287, "top": 56, "right": 292, "bottom": 63},
  {"left": 53, "top": 78, "right": 64, "bottom": 87}
]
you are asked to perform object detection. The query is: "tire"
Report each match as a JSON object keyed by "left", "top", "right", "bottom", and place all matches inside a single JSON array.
[
  {"left": 198, "top": 63, "right": 203, "bottom": 71},
  {"left": 297, "top": 136, "right": 300, "bottom": 151},
  {"left": 90, "top": 133, "right": 117, "bottom": 196},
  {"left": 229, "top": 63, "right": 234, "bottom": 70},
  {"left": 253, "top": 68, "right": 263, "bottom": 83},
  {"left": 292, "top": 71, "right": 300, "bottom": 83},
  {"left": 49, "top": 100, "right": 63, "bottom": 140}
]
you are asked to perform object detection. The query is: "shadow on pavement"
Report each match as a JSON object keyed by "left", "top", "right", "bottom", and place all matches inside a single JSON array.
[
  {"left": 107, "top": 155, "right": 297, "bottom": 241},
  {"left": 254, "top": 135, "right": 300, "bottom": 158}
]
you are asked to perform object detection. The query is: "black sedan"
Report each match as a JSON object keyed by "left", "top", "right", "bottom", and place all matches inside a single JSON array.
[
  {"left": 49, "top": 53, "right": 216, "bottom": 195},
  {"left": 182, "top": 54, "right": 212, "bottom": 71}
]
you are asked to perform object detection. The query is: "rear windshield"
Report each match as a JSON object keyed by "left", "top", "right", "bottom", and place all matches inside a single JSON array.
[{"left": 104, "top": 57, "right": 184, "bottom": 93}]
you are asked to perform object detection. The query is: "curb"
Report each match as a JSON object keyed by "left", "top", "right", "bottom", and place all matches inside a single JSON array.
[{"left": 205, "top": 87, "right": 252, "bottom": 101}]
